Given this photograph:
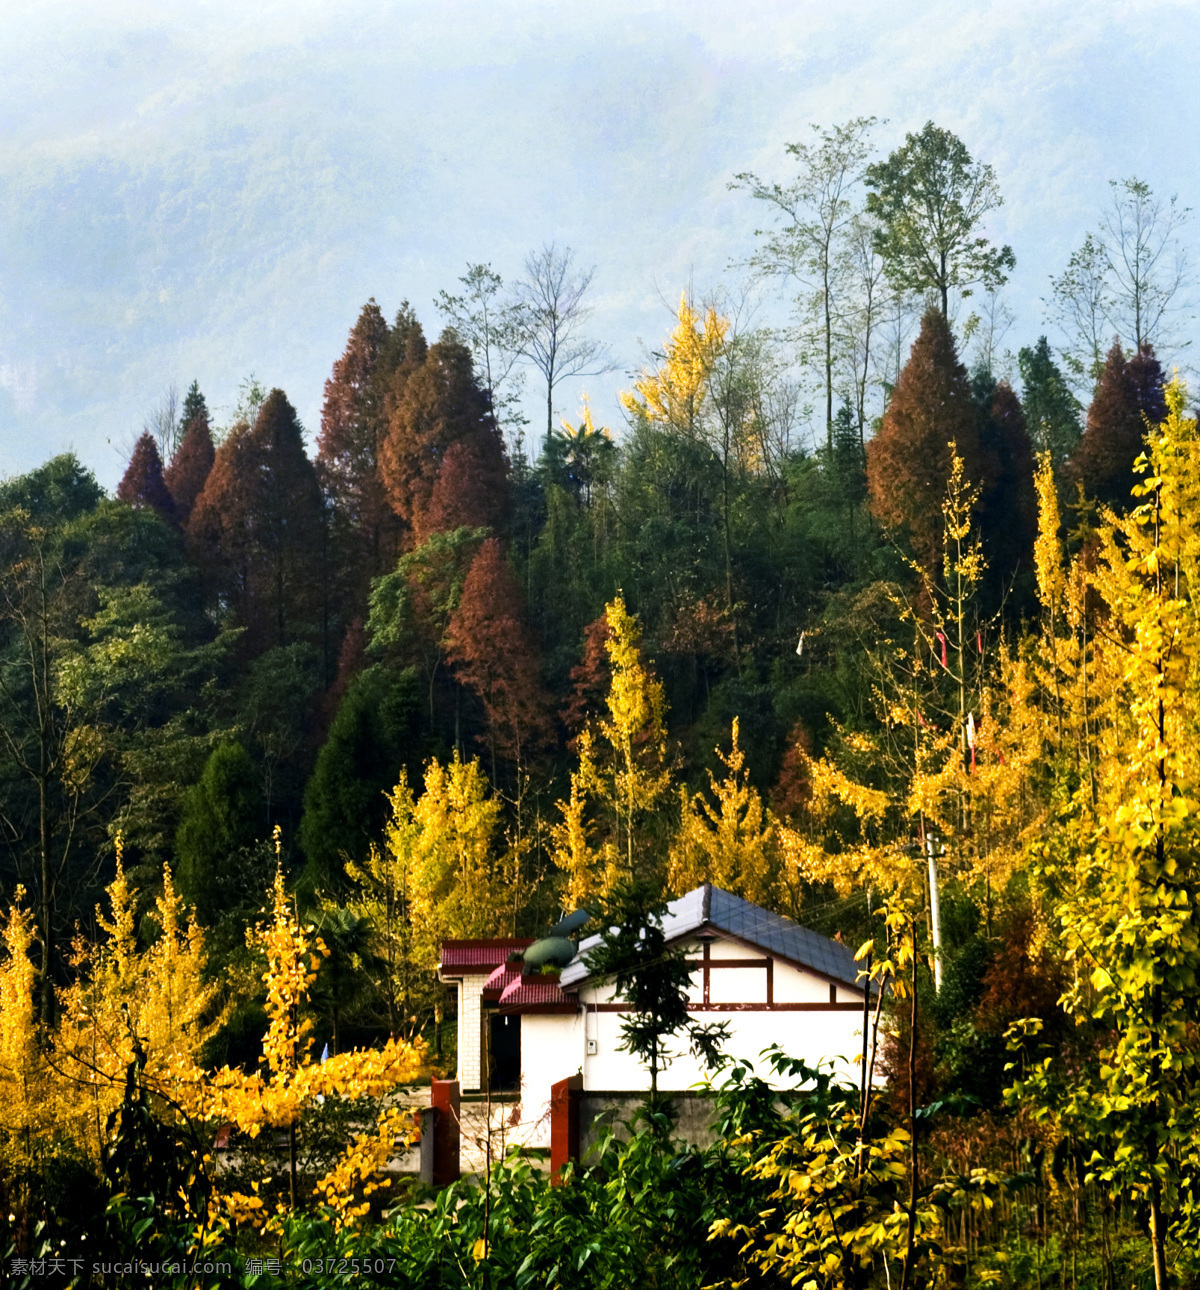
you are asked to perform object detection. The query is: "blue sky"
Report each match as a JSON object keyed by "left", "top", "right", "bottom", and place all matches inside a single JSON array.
[{"left": 2, "top": 0, "right": 1197, "bottom": 487}]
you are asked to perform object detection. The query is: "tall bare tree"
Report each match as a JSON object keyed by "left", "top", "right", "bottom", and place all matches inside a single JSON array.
[
  {"left": 509, "top": 243, "right": 611, "bottom": 453},
  {"left": 838, "top": 207, "right": 890, "bottom": 450},
  {"left": 1101, "top": 178, "right": 1191, "bottom": 354},
  {"left": 143, "top": 381, "right": 182, "bottom": 464},
  {"left": 436, "top": 263, "right": 528, "bottom": 450},
  {"left": 732, "top": 117, "right": 877, "bottom": 454},
  {"left": 1048, "top": 179, "right": 1192, "bottom": 393},
  {"left": 1047, "top": 233, "right": 1121, "bottom": 393}
]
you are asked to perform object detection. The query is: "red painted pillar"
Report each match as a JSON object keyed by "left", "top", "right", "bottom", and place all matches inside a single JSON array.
[
  {"left": 550, "top": 1073, "right": 582, "bottom": 1183},
  {"left": 430, "top": 1078, "right": 461, "bottom": 1185}
]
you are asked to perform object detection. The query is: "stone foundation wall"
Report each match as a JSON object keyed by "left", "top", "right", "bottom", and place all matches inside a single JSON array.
[{"left": 578, "top": 1091, "right": 719, "bottom": 1156}]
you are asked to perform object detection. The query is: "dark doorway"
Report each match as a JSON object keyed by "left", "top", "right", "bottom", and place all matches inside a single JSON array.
[{"left": 489, "top": 1013, "right": 521, "bottom": 1092}]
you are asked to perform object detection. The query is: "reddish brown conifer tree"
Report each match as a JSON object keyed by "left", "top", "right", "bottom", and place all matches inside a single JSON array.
[
  {"left": 164, "top": 409, "right": 215, "bottom": 524},
  {"left": 771, "top": 718, "right": 814, "bottom": 822},
  {"left": 866, "top": 308, "right": 981, "bottom": 570},
  {"left": 977, "top": 379, "right": 1037, "bottom": 597},
  {"left": 379, "top": 303, "right": 428, "bottom": 393},
  {"left": 445, "top": 538, "right": 551, "bottom": 768},
  {"left": 188, "top": 389, "right": 321, "bottom": 651},
  {"left": 1068, "top": 342, "right": 1167, "bottom": 512},
  {"left": 418, "top": 438, "right": 509, "bottom": 540},
  {"left": 188, "top": 424, "right": 253, "bottom": 614},
  {"left": 562, "top": 612, "right": 612, "bottom": 740},
  {"left": 318, "top": 301, "right": 400, "bottom": 573},
  {"left": 117, "top": 432, "right": 176, "bottom": 525},
  {"left": 378, "top": 333, "right": 506, "bottom": 538}
]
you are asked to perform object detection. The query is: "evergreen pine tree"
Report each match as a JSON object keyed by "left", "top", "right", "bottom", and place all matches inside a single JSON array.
[
  {"left": 175, "top": 742, "right": 265, "bottom": 927},
  {"left": 829, "top": 396, "right": 867, "bottom": 508},
  {"left": 1017, "top": 336, "right": 1081, "bottom": 468},
  {"left": 975, "top": 374, "right": 1037, "bottom": 604},
  {"left": 179, "top": 381, "right": 208, "bottom": 442},
  {"left": 299, "top": 665, "right": 425, "bottom": 894}
]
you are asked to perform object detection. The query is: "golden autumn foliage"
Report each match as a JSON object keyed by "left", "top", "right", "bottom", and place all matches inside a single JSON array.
[
  {"left": 197, "top": 854, "right": 424, "bottom": 1228},
  {"left": 1005, "top": 379, "right": 1200, "bottom": 1281},
  {"left": 620, "top": 293, "right": 729, "bottom": 436},
  {"left": 553, "top": 595, "right": 672, "bottom": 905},
  {"left": 0, "top": 832, "right": 425, "bottom": 1235},
  {"left": 344, "top": 750, "right": 518, "bottom": 1041},
  {"left": 408, "top": 754, "right": 508, "bottom": 943},
  {"left": 0, "top": 893, "right": 50, "bottom": 1190},
  {"left": 54, "top": 845, "right": 225, "bottom": 1163},
  {"left": 770, "top": 450, "right": 1046, "bottom": 933},
  {"left": 668, "top": 719, "right": 778, "bottom": 905},
  {"left": 372, "top": 753, "right": 511, "bottom": 964}
]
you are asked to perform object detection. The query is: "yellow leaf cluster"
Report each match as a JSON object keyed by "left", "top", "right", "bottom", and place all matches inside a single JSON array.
[
  {"left": 668, "top": 719, "right": 778, "bottom": 906},
  {"left": 620, "top": 292, "right": 729, "bottom": 436},
  {"left": 196, "top": 859, "right": 424, "bottom": 1229},
  {"left": 54, "top": 840, "right": 226, "bottom": 1163},
  {"left": 552, "top": 595, "right": 673, "bottom": 902},
  {"left": 0, "top": 835, "right": 425, "bottom": 1234},
  {"left": 0, "top": 893, "right": 49, "bottom": 1165}
]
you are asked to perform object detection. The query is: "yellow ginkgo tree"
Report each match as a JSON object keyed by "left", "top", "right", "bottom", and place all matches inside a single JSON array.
[
  {"left": 345, "top": 752, "right": 520, "bottom": 1060},
  {"left": 50, "top": 839, "right": 225, "bottom": 1166},
  {"left": 0, "top": 892, "right": 52, "bottom": 1230},
  {"left": 200, "top": 851, "right": 424, "bottom": 1227},
  {"left": 667, "top": 718, "right": 779, "bottom": 906},
  {"left": 553, "top": 595, "right": 673, "bottom": 905},
  {"left": 620, "top": 292, "right": 728, "bottom": 439},
  {"left": 621, "top": 292, "right": 759, "bottom": 620},
  {"left": 1013, "top": 380, "right": 1200, "bottom": 1289}
]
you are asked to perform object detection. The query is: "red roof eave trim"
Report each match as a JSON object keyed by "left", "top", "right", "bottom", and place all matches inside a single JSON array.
[{"left": 439, "top": 938, "right": 533, "bottom": 973}]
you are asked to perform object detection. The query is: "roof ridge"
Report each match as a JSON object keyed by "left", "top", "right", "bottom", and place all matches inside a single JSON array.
[{"left": 562, "top": 883, "right": 864, "bottom": 991}]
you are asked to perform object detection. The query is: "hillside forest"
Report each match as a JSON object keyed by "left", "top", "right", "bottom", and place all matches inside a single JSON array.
[{"left": 2, "top": 119, "right": 1200, "bottom": 1287}]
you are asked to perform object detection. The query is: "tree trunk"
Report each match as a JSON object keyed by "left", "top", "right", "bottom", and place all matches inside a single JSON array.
[
  {"left": 824, "top": 270, "right": 834, "bottom": 455},
  {"left": 289, "top": 1122, "right": 297, "bottom": 1211},
  {"left": 39, "top": 773, "right": 53, "bottom": 1027},
  {"left": 899, "top": 920, "right": 919, "bottom": 1290}
]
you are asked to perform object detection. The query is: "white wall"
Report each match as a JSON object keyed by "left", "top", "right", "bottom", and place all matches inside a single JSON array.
[
  {"left": 518, "top": 1011, "right": 585, "bottom": 1148},
  {"left": 499, "top": 933, "right": 877, "bottom": 1143},
  {"left": 521, "top": 936, "right": 872, "bottom": 1098},
  {"left": 576, "top": 1003, "right": 866, "bottom": 1091}
]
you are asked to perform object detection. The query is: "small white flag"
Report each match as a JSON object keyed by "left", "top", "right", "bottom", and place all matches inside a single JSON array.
[
  {"left": 796, "top": 632, "right": 805, "bottom": 658},
  {"left": 966, "top": 712, "right": 976, "bottom": 749}
]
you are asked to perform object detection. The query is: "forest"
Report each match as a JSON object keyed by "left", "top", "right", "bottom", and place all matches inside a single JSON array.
[{"left": 2, "top": 118, "right": 1199, "bottom": 1287}]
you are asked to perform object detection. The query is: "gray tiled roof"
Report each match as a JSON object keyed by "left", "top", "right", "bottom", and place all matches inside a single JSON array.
[{"left": 560, "top": 883, "right": 865, "bottom": 991}]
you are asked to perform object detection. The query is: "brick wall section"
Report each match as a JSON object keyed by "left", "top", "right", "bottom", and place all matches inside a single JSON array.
[{"left": 456, "top": 974, "right": 489, "bottom": 1089}]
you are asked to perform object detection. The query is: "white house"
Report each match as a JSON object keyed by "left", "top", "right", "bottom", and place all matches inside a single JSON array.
[{"left": 438, "top": 883, "right": 872, "bottom": 1149}]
